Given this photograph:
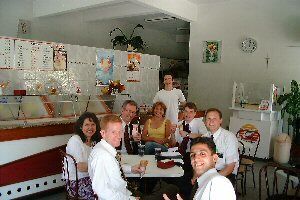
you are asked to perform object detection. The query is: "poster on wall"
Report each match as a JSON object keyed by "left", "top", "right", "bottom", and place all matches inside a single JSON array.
[
  {"left": 95, "top": 48, "right": 114, "bottom": 86},
  {"left": 0, "top": 37, "right": 15, "bottom": 69},
  {"left": 53, "top": 44, "right": 67, "bottom": 71},
  {"left": 203, "top": 40, "right": 222, "bottom": 63},
  {"left": 127, "top": 52, "right": 141, "bottom": 82}
]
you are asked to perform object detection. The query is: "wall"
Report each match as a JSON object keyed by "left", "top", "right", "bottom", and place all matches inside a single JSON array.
[
  {"left": 0, "top": 0, "right": 188, "bottom": 59},
  {"left": 189, "top": 0, "right": 300, "bottom": 127}
]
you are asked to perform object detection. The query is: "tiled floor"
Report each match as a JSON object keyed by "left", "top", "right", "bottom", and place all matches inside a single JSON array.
[{"left": 34, "top": 160, "right": 296, "bottom": 200}]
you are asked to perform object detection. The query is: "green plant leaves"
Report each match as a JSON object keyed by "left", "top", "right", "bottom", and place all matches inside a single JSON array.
[{"left": 278, "top": 80, "right": 300, "bottom": 128}]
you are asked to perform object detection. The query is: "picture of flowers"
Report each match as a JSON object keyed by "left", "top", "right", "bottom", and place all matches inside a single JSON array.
[{"left": 203, "top": 40, "right": 222, "bottom": 63}]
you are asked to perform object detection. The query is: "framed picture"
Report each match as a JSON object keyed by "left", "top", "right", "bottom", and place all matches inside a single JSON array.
[{"left": 203, "top": 40, "right": 222, "bottom": 63}]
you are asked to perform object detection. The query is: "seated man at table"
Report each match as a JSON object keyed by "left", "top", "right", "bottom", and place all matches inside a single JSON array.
[
  {"left": 119, "top": 100, "right": 142, "bottom": 154},
  {"left": 203, "top": 108, "right": 239, "bottom": 185},
  {"left": 88, "top": 114, "right": 143, "bottom": 200},
  {"left": 163, "top": 137, "right": 236, "bottom": 200},
  {"left": 175, "top": 102, "right": 208, "bottom": 198}
]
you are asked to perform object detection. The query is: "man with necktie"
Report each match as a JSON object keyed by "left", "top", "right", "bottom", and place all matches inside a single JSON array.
[
  {"left": 88, "top": 114, "right": 143, "bottom": 200},
  {"left": 175, "top": 102, "right": 207, "bottom": 199},
  {"left": 203, "top": 108, "right": 239, "bottom": 185},
  {"left": 119, "top": 100, "right": 142, "bottom": 154},
  {"left": 163, "top": 137, "right": 236, "bottom": 200}
]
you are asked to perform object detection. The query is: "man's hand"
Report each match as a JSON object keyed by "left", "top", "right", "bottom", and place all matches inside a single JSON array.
[
  {"left": 163, "top": 194, "right": 183, "bottom": 200},
  {"left": 131, "top": 164, "right": 144, "bottom": 174},
  {"left": 132, "top": 133, "right": 141, "bottom": 141},
  {"left": 179, "top": 130, "right": 188, "bottom": 137}
]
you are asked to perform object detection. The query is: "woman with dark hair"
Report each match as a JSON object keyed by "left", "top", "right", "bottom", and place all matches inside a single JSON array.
[
  {"left": 65, "top": 112, "right": 100, "bottom": 199},
  {"left": 142, "top": 101, "right": 173, "bottom": 154}
]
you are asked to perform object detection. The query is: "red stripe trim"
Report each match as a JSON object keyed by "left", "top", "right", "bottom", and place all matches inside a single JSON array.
[
  {"left": 0, "top": 123, "right": 74, "bottom": 142},
  {"left": 0, "top": 145, "right": 66, "bottom": 187}
]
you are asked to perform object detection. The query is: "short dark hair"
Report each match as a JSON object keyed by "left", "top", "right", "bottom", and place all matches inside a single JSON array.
[
  {"left": 75, "top": 112, "right": 100, "bottom": 143},
  {"left": 191, "top": 137, "right": 216, "bottom": 154},
  {"left": 122, "top": 100, "right": 138, "bottom": 109},
  {"left": 205, "top": 108, "right": 222, "bottom": 119},
  {"left": 163, "top": 73, "right": 174, "bottom": 79},
  {"left": 184, "top": 102, "right": 197, "bottom": 112}
]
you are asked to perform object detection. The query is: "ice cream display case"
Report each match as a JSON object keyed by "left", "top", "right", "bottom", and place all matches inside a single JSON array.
[
  {"left": 229, "top": 82, "right": 282, "bottom": 159},
  {"left": 0, "top": 94, "right": 115, "bottom": 199}
]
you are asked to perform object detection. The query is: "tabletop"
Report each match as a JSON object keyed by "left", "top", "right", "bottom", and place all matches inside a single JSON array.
[{"left": 121, "top": 155, "right": 184, "bottom": 178}]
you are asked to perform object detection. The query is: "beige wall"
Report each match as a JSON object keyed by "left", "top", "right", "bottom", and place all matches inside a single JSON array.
[{"left": 189, "top": 0, "right": 300, "bottom": 127}]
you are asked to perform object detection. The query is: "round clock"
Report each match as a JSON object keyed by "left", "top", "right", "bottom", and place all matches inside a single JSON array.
[{"left": 241, "top": 38, "right": 257, "bottom": 53}]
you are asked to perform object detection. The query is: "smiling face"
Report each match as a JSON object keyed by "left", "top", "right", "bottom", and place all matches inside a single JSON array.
[
  {"left": 205, "top": 111, "right": 222, "bottom": 133},
  {"left": 101, "top": 122, "right": 122, "bottom": 148},
  {"left": 153, "top": 104, "right": 165, "bottom": 118},
  {"left": 184, "top": 107, "right": 196, "bottom": 123},
  {"left": 163, "top": 75, "right": 173, "bottom": 86},
  {"left": 190, "top": 143, "right": 218, "bottom": 177},
  {"left": 121, "top": 103, "right": 137, "bottom": 124},
  {"left": 82, "top": 118, "right": 97, "bottom": 139}
]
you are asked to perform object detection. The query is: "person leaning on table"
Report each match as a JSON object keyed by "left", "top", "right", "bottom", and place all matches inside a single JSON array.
[
  {"left": 65, "top": 112, "right": 100, "bottom": 200},
  {"left": 88, "top": 114, "right": 143, "bottom": 200},
  {"left": 163, "top": 137, "right": 236, "bottom": 200}
]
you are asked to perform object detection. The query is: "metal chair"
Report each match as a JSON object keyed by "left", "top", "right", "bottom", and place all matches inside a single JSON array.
[
  {"left": 236, "top": 141, "right": 246, "bottom": 196},
  {"left": 259, "top": 162, "right": 300, "bottom": 200},
  {"left": 59, "top": 149, "right": 80, "bottom": 200},
  {"left": 236, "top": 129, "right": 260, "bottom": 190}
]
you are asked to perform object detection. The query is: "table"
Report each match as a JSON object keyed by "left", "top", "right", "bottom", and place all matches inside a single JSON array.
[{"left": 121, "top": 155, "right": 184, "bottom": 178}]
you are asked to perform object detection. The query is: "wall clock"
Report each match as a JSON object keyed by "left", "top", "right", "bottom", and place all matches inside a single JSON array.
[{"left": 241, "top": 38, "right": 257, "bottom": 53}]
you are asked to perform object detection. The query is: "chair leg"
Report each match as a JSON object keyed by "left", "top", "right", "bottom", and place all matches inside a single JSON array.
[
  {"left": 244, "top": 169, "right": 247, "bottom": 195},
  {"left": 251, "top": 165, "right": 256, "bottom": 188}
]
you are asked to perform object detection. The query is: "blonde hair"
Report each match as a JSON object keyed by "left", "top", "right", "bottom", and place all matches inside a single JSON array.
[{"left": 100, "top": 114, "right": 122, "bottom": 130}]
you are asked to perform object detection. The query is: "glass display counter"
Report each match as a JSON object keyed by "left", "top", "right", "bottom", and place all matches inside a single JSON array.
[
  {"left": 229, "top": 82, "right": 282, "bottom": 159},
  {"left": 0, "top": 94, "right": 115, "bottom": 129}
]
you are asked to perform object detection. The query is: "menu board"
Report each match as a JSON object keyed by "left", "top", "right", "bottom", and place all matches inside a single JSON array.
[
  {"left": 0, "top": 38, "right": 15, "bottom": 68},
  {"left": 15, "top": 40, "right": 32, "bottom": 70},
  {"left": 31, "top": 42, "right": 53, "bottom": 70}
]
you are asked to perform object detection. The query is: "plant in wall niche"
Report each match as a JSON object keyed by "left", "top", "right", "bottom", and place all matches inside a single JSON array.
[
  {"left": 278, "top": 80, "right": 300, "bottom": 145},
  {"left": 109, "top": 24, "right": 147, "bottom": 52}
]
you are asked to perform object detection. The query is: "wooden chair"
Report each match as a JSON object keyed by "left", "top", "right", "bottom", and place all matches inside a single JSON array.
[
  {"left": 236, "top": 130, "right": 260, "bottom": 190},
  {"left": 259, "top": 162, "right": 300, "bottom": 200},
  {"left": 236, "top": 141, "right": 246, "bottom": 196},
  {"left": 59, "top": 149, "right": 80, "bottom": 200}
]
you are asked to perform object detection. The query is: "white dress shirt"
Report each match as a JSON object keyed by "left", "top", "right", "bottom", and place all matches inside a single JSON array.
[
  {"left": 194, "top": 168, "right": 236, "bottom": 200},
  {"left": 153, "top": 88, "right": 186, "bottom": 124},
  {"left": 204, "top": 128, "right": 239, "bottom": 174},
  {"left": 175, "top": 118, "right": 208, "bottom": 152},
  {"left": 65, "top": 135, "right": 91, "bottom": 180},
  {"left": 88, "top": 139, "right": 134, "bottom": 200}
]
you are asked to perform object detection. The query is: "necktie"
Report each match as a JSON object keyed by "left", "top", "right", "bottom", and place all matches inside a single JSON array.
[
  {"left": 115, "top": 153, "right": 127, "bottom": 182},
  {"left": 124, "top": 124, "right": 133, "bottom": 154},
  {"left": 179, "top": 122, "right": 191, "bottom": 155},
  {"left": 190, "top": 180, "right": 199, "bottom": 200}
]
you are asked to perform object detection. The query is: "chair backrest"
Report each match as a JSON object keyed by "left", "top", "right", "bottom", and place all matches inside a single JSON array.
[
  {"left": 59, "top": 149, "right": 80, "bottom": 199},
  {"left": 236, "top": 128, "right": 260, "bottom": 158},
  {"left": 259, "top": 162, "right": 300, "bottom": 200}
]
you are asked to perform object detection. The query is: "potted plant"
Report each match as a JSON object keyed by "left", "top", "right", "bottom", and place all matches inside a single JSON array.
[
  {"left": 109, "top": 24, "right": 146, "bottom": 52},
  {"left": 278, "top": 80, "right": 300, "bottom": 144}
]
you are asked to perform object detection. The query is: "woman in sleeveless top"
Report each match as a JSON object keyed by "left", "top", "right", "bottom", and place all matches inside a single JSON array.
[{"left": 142, "top": 101, "right": 172, "bottom": 154}]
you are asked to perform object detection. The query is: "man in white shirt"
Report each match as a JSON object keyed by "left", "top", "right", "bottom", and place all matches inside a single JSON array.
[
  {"left": 88, "top": 114, "right": 143, "bottom": 200},
  {"left": 163, "top": 137, "right": 236, "bottom": 200},
  {"left": 153, "top": 74, "right": 186, "bottom": 125},
  {"left": 203, "top": 108, "right": 239, "bottom": 185},
  {"left": 119, "top": 100, "right": 141, "bottom": 154},
  {"left": 175, "top": 102, "right": 208, "bottom": 199}
]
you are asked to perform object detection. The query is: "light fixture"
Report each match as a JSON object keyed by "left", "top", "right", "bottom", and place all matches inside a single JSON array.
[{"left": 144, "top": 16, "right": 176, "bottom": 22}]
